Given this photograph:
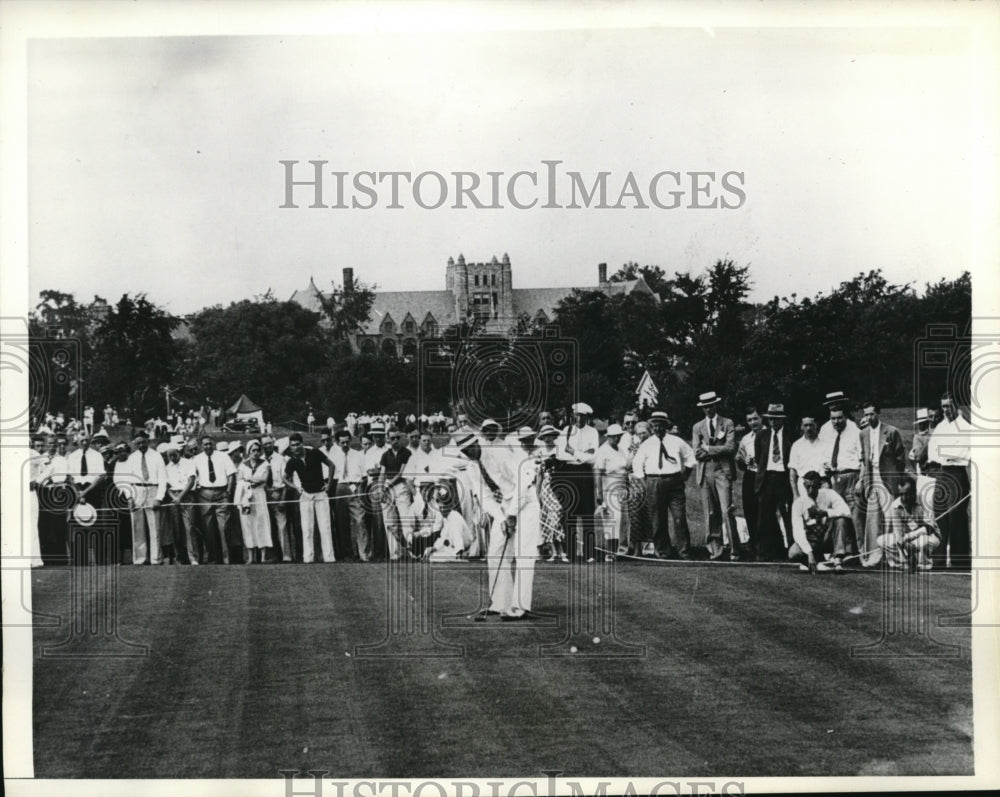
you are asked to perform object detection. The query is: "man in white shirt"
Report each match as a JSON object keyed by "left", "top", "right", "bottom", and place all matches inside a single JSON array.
[
  {"left": 363, "top": 423, "right": 390, "bottom": 560},
  {"left": 735, "top": 406, "right": 763, "bottom": 560},
  {"left": 191, "top": 435, "right": 237, "bottom": 564},
  {"left": 925, "top": 392, "right": 971, "bottom": 570},
  {"left": 117, "top": 431, "right": 167, "bottom": 565},
  {"left": 789, "top": 470, "right": 852, "bottom": 573},
  {"left": 556, "top": 402, "right": 600, "bottom": 561},
  {"left": 788, "top": 416, "right": 828, "bottom": 500},
  {"left": 753, "top": 403, "right": 793, "bottom": 561},
  {"left": 163, "top": 442, "right": 198, "bottom": 564},
  {"left": 818, "top": 391, "right": 860, "bottom": 445},
  {"left": 330, "top": 429, "right": 370, "bottom": 562},
  {"left": 66, "top": 433, "right": 106, "bottom": 508},
  {"left": 632, "top": 410, "right": 697, "bottom": 559},
  {"left": 822, "top": 403, "right": 864, "bottom": 559},
  {"left": 462, "top": 429, "right": 542, "bottom": 620},
  {"left": 37, "top": 434, "right": 71, "bottom": 565}
]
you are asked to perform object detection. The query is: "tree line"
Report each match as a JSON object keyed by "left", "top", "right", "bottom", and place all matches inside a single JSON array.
[{"left": 28, "top": 262, "right": 970, "bottom": 430}]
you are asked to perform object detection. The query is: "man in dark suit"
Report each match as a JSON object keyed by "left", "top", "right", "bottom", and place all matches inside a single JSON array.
[
  {"left": 692, "top": 391, "right": 742, "bottom": 560},
  {"left": 856, "top": 401, "right": 906, "bottom": 566},
  {"left": 754, "top": 403, "right": 793, "bottom": 561}
]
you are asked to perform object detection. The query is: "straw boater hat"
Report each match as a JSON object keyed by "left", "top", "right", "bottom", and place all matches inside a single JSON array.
[
  {"left": 72, "top": 501, "right": 97, "bottom": 527},
  {"left": 649, "top": 410, "right": 670, "bottom": 423},
  {"left": 762, "top": 403, "right": 787, "bottom": 418},
  {"left": 605, "top": 423, "right": 624, "bottom": 437},
  {"left": 822, "top": 390, "right": 849, "bottom": 406},
  {"left": 480, "top": 419, "right": 501, "bottom": 430},
  {"left": 216, "top": 441, "right": 229, "bottom": 452},
  {"left": 914, "top": 408, "right": 931, "bottom": 425},
  {"left": 454, "top": 432, "right": 479, "bottom": 452},
  {"left": 537, "top": 424, "right": 559, "bottom": 439},
  {"left": 516, "top": 426, "right": 536, "bottom": 440},
  {"left": 571, "top": 402, "right": 594, "bottom": 415},
  {"left": 696, "top": 391, "right": 722, "bottom": 408},
  {"left": 370, "top": 423, "right": 386, "bottom": 434}
]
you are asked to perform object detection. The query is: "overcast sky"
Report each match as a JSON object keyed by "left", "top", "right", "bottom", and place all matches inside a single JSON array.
[{"left": 24, "top": 18, "right": 988, "bottom": 315}]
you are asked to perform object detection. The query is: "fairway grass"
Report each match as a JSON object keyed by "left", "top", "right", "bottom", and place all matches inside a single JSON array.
[{"left": 32, "top": 560, "right": 972, "bottom": 779}]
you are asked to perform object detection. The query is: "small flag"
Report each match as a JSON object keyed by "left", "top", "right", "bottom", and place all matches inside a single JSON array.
[{"left": 636, "top": 370, "right": 659, "bottom": 408}]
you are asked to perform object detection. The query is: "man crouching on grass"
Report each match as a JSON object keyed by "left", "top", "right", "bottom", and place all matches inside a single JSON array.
[{"left": 788, "top": 470, "right": 852, "bottom": 573}]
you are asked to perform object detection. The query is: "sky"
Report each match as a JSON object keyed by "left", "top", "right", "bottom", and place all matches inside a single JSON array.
[{"left": 22, "top": 9, "right": 994, "bottom": 316}]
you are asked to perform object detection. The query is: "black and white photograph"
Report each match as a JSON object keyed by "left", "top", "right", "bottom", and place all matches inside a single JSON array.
[{"left": 2, "top": 1, "right": 999, "bottom": 794}]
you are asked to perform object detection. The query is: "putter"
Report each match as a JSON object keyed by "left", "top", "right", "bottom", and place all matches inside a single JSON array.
[{"left": 473, "top": 522, "right": 511, "bottom": 622}]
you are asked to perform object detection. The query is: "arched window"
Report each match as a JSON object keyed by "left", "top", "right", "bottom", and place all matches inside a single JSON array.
[
  {"left": 402, "top": 338, "right": 418, "bottom": 358},
  {"left": 361, "top": 339, "right": 377, "bottom": 355},
  {"left": 380, "top": 338, "right": 398, "bottom": 357}
]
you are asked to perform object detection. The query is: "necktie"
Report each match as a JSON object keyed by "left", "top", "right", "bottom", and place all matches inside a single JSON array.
[
  {"left": 266, "top": 460, "right": 273, "bottom": 489},
  {"left": 658, "top": 439, "right": 676, "bottom": 469},
  {"left": 80, "top": 452, "right": 88, "bottom": 478},
  {"left": 831, "top": 431, "right": 841, "bottom": 471},
  {"left": 477, "top": 459, "right": 503, "bottom": 503},
  {"left": 771, "top": 431, "right": 781, "bottom": 464},
  {"left": 208, "top": 454, "right": 216, "bottom": 484},
  {"left": 709, "top": 419, "right": 715, "bottom": 440},
  {"left": 141, "top": 452, "right": 149, "bottom": 481}
]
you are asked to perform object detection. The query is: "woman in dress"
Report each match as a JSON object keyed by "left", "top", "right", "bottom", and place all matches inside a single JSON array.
[
  {"left": 236, "top": 440, "right": 273, "bottom": 563},
  {"left": 534, "top": 424, "right": 567, "bottom": 563}
]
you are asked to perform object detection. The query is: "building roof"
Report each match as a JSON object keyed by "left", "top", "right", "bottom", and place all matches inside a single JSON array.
[
  {"left": 363, "top": 291, "right": 456, "bottom": 335},
  {"left": 288, "top": 272, "right": 657, "bottom": 338}
]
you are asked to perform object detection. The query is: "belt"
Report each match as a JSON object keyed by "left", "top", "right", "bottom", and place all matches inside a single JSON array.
[
  {"left": 647, "top": 472, "right": 682, "bottom": 478},
  {"left": 829, "top": 469, "right": 859, "bottom": 476}
]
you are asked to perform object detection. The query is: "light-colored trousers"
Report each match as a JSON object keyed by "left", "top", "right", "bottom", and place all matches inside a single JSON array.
[
  {"left": 130, "top": 485, "right": 161, "bottom": 564},
  {"left": 700, "top": 464, "right": 738, "bottom": 553},
  {"left": 299, "top": 490, "right": 335, "bottom": 563},
  {"left": 488, "top": 500, "right": 541, "bottom": 615},
  {"left": 877, "top": 531, "right": 940, "bottom": 569},
  {"left": 384, "top": 483, "right": 413, "bottom": 561}
]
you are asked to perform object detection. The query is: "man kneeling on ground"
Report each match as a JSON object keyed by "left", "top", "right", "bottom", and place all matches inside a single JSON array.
[
  {"left": 789, "top": 470, "right": 852, "bottom": 573},
  {"left": 877, "top": 474, "right": 940, "bottom": 572}
]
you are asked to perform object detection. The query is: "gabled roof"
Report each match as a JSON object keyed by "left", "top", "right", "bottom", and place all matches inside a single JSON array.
[
  {"left": 288, "top": 278, "right": 325, "bottom": 314},
  {"left": 362, "top": 290, "right": 456, "bottom": 335}
]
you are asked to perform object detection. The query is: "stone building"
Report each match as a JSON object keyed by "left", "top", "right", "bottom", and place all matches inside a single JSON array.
[{"left": 289, "top": 254, "right": 657, "bottom": 356}]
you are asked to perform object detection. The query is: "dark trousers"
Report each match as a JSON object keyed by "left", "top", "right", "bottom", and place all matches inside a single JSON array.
[
  {"left": 197, "top": 487, "right": 232, "bottom": 564},
  {"left": 756, "top": 471, "right": 791, "bottom": 560},
  {"left": 740, "top": 469, "right": 758, "bottom": 558},
  {"left": 934, "top": 466, "right": 971, "bottom": 570},
  {"left": 645, "top": 474, "right": 690, "bottom": 558},
  {"left": 38, "top": 485, "right": 71, "bottom": 565},
  {"left": 555, "top": 463, "right": 596, "bottom": 560}
]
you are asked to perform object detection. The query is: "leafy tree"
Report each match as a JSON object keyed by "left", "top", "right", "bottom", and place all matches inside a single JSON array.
[
  {"left": 183, "top": 297, "right": 334, "bottom": 421},
  {"left": 87, "top": 294, "right": 180, "bottom": 426},
  {"left": 317, "top": 273, "right": 377, "bottom": 352}
]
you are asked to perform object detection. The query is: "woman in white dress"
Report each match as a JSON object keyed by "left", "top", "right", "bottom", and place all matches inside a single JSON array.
[{"left": 236, "top": 440, "right": 273, "bottom": 563}]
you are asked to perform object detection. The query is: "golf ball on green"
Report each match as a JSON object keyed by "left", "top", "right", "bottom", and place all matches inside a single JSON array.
[{"left": 569, "top": 645, "right": 578, "bottom": 653}]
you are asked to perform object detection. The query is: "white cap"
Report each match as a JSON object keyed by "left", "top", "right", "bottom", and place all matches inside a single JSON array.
[
  {"left": 571, "top": 402, "right": 594, "bottom": 415},
  {"left": 605, "top": 423, "right": 624, "bottom": 437}
]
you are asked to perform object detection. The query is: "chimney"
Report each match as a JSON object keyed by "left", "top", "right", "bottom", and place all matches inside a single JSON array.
[
  {"left": 343, "top": 267, "right": 354, "bottom": 292},
  {"left": 598, "top": 262, "right": 608, "bottom": 284}
]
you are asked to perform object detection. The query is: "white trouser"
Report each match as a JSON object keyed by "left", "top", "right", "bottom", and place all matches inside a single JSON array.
[
  {"left": 130, "top": 485, "right": 161, "bottom": 564},
  {"left": 299, "top": 490, "right": 335, "bottom": 563},
  {"left": 488, "top": 500, "right": 541, "bottom": 615}
]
